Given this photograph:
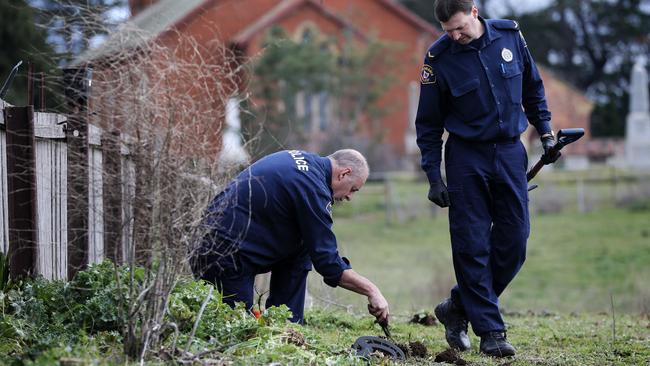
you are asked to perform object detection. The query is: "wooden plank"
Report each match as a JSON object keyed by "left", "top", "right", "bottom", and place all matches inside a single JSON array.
[
  {"left": 121, "top": 155, "right": 136, "bottom": 264},
  {"left": 0, "top": 96, "right": 7, "bottom": 252},
  {"left": 103, "top": 130, "right": 123, "bottom": 263},
  {"left": 34, "top": 112, "right": 66, "bottom": 139},
  {"left": 88, "top": 144, "right": 104, "bottom": 264},
  {"left": 0, "top": 128, "right": 8, "bottom": 253},
  {"left": 35, "top": 137, "right": 68, "bottom": 280},
  {"left": 5, "top": 106, "right": 38, "bottom": 279},
  {"left": 64, "top": 67, "right": 91, "bottom": 279},
  {"left": 88, "top": 124, "right": 102, "bottom": 146}
]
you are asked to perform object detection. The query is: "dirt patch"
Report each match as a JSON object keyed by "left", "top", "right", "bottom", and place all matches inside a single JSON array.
[
  {"left": 410, "top": 311, "right": 437, "bottom": 326},
  {"left": 434, "top": 348, "right": 468, "bottom": 365},
  {"left": 409, "top": 341, "right": 428, "bottom": 358},
  {"left": 395, "top": 341, "right": 428, "bottom": 359}
]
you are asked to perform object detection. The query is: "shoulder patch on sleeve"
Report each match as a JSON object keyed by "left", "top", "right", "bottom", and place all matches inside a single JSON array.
[
  {"left": 426, "top": 36, "right": 451, "bottom": 60},
  {"left": 420, "top": 64, "right": 436, "bottom": 85},
  {"left": 490, "top": 19, "right": 519, "bottom": 31}
]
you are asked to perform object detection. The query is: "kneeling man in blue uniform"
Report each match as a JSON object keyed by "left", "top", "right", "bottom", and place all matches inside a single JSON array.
[
  {"left": 191, "top": 149, "right": 389, "bottom": 325},
  {"left": 415, "top": 0, "right": 557, "bottom": 357}
]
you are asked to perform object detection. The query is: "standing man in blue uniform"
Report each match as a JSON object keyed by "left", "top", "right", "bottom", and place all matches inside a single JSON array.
[
  {"left": 415, "top": 0, "right": 557, "bottom": 357},
  {"left": 191, "top": 149, "right": 390, "bottom": 325}
]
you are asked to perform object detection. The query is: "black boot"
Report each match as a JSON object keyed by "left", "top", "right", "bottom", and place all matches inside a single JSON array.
[
  {"left": 434, "top": 298, "right": 471, "bottom": 351},
  {"left": 479, "top": 332, "right": 516, "bottom": 357}
]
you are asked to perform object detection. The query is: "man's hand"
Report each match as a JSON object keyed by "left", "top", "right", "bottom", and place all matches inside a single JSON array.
[
  {"left": 367, "top": 291, "right": 390, "bottom": 325},
  {"left": 338, "top": 269, "right": 390, "bottom": 325},
  {"left": 541, "top": 133, "right": 561, "bottom": 165},
  {"left": 428, "top": 179, "right": 450, "bottom": 207}
]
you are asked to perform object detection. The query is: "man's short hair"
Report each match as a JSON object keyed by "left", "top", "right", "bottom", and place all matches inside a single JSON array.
[
  {"left": 434, "top": 0, "right": 474, "bottom": 22},
  {"left": 328, "top": 149, "right": 369, "bottom": 179}
]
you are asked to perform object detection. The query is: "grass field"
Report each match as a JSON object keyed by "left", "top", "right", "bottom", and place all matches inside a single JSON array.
[
  {"left": 300, "top": 309, "right": 650, "bottom": 366},
  {"left": 306, "top": 181, "right": 650, "bottom": 317}
]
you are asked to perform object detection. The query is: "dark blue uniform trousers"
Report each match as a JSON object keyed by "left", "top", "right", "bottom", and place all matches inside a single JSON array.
[
  {"left": 197, "top": 255, "right": 310, "bottom": 324},
  {"left": 444, "top": 135, "right": 530, "bottom": 336}
]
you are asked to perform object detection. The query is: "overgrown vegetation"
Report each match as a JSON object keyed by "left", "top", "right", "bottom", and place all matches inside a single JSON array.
[
  {"left": 1, "top": 262, "right": 648, "bottom": 365},
  {"left": 0, "top": 262, "right": 360, "bottom": 365}
]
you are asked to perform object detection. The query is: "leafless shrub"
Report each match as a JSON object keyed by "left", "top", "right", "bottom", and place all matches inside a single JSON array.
[{"left": 51, "top": 12, "right": 250, "bottom": 361}]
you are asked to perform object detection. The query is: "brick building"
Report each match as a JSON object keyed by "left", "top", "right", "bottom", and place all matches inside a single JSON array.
[{"left": 85, "top": 0, "right": 592, "bottom": 169}]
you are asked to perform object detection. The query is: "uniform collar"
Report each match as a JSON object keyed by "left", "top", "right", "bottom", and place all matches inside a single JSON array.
[
  {"left": 322, "top": 157, "right": 334, "bottom": 197},
  {"left": 450, "top": 16, "right": 502, "bottom": 54}
]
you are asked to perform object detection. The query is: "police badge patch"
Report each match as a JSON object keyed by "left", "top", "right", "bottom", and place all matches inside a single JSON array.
[{"left": 421, "top": 64, "right": 436, "bottom": 84}]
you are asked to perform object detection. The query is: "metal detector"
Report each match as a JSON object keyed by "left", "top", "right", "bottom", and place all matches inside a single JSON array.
[{"left": 527, "top": 128, "right": 585, "bottom": 191}]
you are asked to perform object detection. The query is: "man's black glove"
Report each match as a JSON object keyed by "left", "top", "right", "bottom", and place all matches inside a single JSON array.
[
  {"left": 540, "top": 133, "right": 561, "bottom": 165},
  {"left": 428, "top": 179, "right": 450, "bottom": 208}
]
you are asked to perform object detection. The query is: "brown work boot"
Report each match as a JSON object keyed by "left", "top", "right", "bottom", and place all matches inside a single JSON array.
[
  {"left": 434, "top": 298, "right": 471, "bottom": 351},
  {"left": 479, "top": 332, "right": 516, "bottom": 357}
]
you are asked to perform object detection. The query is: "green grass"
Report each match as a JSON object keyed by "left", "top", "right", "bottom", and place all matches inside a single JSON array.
[
  {"left": 302, "top": 309, "right": 650, "bottom": 365},
  {"left": 307, "top": 181, "right": 650, "bottom": 316}
]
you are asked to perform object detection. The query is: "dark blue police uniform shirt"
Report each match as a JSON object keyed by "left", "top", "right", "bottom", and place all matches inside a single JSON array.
[
  {"left": 415, "top": 17, "right": 552, "bottom": 183},
  {"left": 202, "top": 150, "right": 351, "bottom": 287}
]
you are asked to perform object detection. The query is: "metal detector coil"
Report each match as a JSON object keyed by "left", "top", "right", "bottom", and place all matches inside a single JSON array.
[{"left": 352, "top": 336, "right": 406, "bottom": 360}]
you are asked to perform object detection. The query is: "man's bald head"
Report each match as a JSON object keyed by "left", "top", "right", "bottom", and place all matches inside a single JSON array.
[{"left": 328, "top": 149, "right": 369, "bottom": 180}]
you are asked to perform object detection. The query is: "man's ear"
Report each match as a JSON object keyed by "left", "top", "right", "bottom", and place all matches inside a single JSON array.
[
  {"left": 339, "top": 167, "right": 352, "bottom": 180},
  {"left": 471, "top": 5, "right": 478, "bottom": 17}
]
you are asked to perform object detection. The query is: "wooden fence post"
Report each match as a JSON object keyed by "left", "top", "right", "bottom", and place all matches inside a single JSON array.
[
  {"left": 5, "top": 106, "right": 37, "bottom": 279},
  {"left": 64, "top": 67, "right": 91, "bottom": 279},
  {"left": 103, "top": 129, "right": 122, "bottom": 263}
]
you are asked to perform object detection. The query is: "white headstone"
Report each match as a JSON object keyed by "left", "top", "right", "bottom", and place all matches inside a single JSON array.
[{"left": 625, "top": 57, "right": 650, "bottom": 169}]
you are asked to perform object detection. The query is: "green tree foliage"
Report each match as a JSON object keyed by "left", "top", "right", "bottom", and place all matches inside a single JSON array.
[
  {"left": 506, "top": 0, "right": 650, "bottom": 137},
  {"left": 244, "top": 26, "right": 395, "bottom": 160},
  {"left": 29, "top": 0, "right": 128, "bottom": 62},
  {"left": 399, "top": 0, "right": 650, "bottom": 138},
  {"left": 0, "top": 0, "right": 56, "bottom": 106}
]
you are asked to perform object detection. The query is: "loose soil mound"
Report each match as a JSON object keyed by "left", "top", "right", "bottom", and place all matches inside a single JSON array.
[
  {"left": 410, "top": 312, "right": 437, "bottom": 326},
  {"left": 434, "top": 348, "right": 468, "bottom": 365}
]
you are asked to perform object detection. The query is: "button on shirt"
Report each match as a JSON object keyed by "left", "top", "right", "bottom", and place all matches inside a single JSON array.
[
  {"left": 201, "top": 150, "right": 351, "bottom": 287},
  {"left": 415, "top": 18, "right": 552, "bottom": 183}
]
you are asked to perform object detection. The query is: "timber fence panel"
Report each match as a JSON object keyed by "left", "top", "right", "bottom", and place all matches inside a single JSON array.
[
  {"left": 0, "top": 102, "right": 8, "bottom": 253},
  {"left": 88, "top": 125, "right": 104, "bottom": 264},
  {"left": 121, "top": 148, "right": 136, "bottom": 265},
  {"left": 34, "top": 112, "right": 68, "bottom": 280},
  {"left": 5, "top": 106, "right": 38, "bottom": 279}
]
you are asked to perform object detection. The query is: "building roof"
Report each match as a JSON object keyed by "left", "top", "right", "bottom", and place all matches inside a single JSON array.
[
  {"left": 375, "top": 0, "right": 439, "bottom": 35},
  {"left": 73, "top": 0, "right": 206, "bottom": 65},
  {"left": 231, "top": 0, "right": 366, "bottom": 48}
]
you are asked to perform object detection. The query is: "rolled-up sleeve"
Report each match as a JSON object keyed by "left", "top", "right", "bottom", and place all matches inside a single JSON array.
[{"left": 294, "top": 186, "right": 351, "bottom": 287}]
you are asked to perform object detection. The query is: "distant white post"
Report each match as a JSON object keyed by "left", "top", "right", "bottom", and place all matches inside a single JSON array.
[
  {"left": 218, "top": 98, "right": 249, "bottom": 171},
  {"left": 625, "top": 57, "right": 650, "bottom": 169}
]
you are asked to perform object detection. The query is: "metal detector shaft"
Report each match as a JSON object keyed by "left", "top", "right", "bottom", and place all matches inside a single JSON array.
[{"left": 527, "top": 128, "right": 585, "bottom": 185}]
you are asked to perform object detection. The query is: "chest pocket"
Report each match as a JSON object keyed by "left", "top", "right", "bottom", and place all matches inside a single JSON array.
[
  {"left": 501, "top": 62, "right": 523, "bottom": 104},
  {"left": 450, "top": 78, "right": 490, "bottom": 123}
]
